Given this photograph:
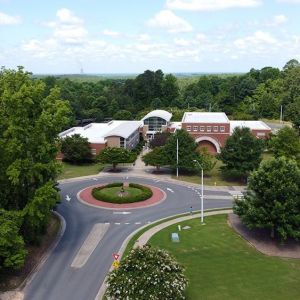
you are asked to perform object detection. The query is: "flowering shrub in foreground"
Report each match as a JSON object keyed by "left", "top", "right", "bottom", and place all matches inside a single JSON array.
[{"left": 105, "top": 245, "right": 188, "bottom": 300}]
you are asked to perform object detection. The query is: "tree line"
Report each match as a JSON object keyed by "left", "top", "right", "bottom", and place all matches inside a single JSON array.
[{"left": 40, "top": 59, "right": 300, "bottom": 129}]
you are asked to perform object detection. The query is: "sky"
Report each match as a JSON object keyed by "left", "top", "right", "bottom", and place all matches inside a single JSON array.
[{"left": 1, "top": 0, "right": 300, "bottom": 74}]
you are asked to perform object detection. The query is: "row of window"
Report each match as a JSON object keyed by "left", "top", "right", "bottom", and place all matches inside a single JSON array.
[{"left": 186, "top": 125, "right": 226, "bottom": 133}]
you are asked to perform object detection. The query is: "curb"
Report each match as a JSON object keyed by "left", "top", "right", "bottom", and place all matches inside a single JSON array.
[
  {"left": 22, "top": 211, "right": 66, "bottom": 293},
  {"left": 95, "top": 207, "right": 232, "bottom": 300},
  {"left": 77, "top": 184, "right": 167, "bottom": 210}
]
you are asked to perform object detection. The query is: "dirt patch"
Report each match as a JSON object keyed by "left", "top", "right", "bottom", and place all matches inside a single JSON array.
[
  {"left": 229, "top": 213, "right": 300, "bottom": 258},
  {"left": 0, "top": 213, "right": 61, "bottom": 292}
]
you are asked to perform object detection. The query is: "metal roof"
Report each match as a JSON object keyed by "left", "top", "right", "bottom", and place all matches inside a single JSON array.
[
  {"left": 182, "top": 112, "right": 230, "bottom": 123},
  {"left": 230, "top": 121, "right": 271, "bottom": 133},
  {"left": 59, "top": 120, "right": 142, "bottom": 143},
  {"left": 141, "top": 110, "right": 172, "bottom": 122}
]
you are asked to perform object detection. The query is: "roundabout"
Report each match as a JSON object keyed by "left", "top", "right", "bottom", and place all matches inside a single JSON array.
[
  {"left": 24, "top": 175, "right": 234, "bottom": 300},
  {"left": 78, "top": 182, "right": 166, "bottom": 209}
]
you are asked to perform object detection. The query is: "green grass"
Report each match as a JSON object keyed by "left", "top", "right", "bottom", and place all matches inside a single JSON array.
[
  {"left": 172, "top": 153, "right": 274, "bottom": 186},
  {"left": 57, "top": 162, "right": 104, "bottom": 180},
  {"left": 149, "top": 215, "right": 300, "bottom": 300}
]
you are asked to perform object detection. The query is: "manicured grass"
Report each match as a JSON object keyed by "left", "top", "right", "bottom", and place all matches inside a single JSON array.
[
  {"left": 92, "top": 183, "right": 153, "bottom": 204},
  {"left": 172, "top": 153, "right": 273, "bottom": 186},
  {"left": 149, "top": 215, "right": 300, "bottom": 300},
  {"left": 57, "top": 162, "right": 104, "bottom": 180}
]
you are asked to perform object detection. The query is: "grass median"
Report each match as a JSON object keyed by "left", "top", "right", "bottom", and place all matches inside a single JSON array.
[{"left": 148, "top": 214, "right": 300, "bottom": 300}]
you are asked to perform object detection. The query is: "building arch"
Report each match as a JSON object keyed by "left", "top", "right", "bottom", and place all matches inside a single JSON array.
[{"left": 195, "top": 136, "right": 221, "bottom": 154}]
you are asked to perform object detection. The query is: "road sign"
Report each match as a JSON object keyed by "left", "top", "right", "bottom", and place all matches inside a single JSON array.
[
  {"left": 112, "top": 253, "right": 120, "bottom": 260},
  {"left": 112, "top": 261, "right": 120, "bottom": 268}
]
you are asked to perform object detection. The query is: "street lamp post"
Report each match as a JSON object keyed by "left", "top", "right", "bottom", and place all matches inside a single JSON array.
[{"left": 193, "top": 160, "right": 204, "bottom": 223}]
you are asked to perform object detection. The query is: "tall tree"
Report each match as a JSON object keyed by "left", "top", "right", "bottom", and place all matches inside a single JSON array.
[
  {"left": 234, "top": 157, "right": 300, "bottom": 241},
  {"left": 218, "top": 127, "right": 264, "bottom": 179},
  {"left": 142, "top": 147, "right": 168, "bottom": 170},
  {"left": 0, "top": 67, "right": 72, "bottom": 210},
  {"left": 269, "top": 127, "right": 300, "bottom": 164},
  {"left": 0, "top": 209, "right": 27, "bottom": 270}
]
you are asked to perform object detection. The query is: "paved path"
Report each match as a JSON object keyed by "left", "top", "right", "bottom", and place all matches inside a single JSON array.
[{"left": 24, "top": 175, "right": 234, "bottom": 300}]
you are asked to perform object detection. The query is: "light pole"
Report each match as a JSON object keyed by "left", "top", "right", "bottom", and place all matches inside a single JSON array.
[{"left": 193, "top": 160, "right": 204, "bottom": 224}]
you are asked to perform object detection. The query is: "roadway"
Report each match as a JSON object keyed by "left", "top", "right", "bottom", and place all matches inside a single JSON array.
[{"left": 24, "top": 175, "right": 234, "bottom": 300}]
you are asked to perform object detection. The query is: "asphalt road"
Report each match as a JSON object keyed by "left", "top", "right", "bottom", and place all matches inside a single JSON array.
[{"left": 24, "top": 176, "right": 233, "bottom": 300}]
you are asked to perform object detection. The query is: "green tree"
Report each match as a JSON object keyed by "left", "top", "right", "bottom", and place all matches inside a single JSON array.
[
  {"left": 269, "top": 127, "right": 300, "bottom": 164},
  {"left": 105, "top": 245, "right": 187, "bottom": 300},
  {"left": 22, "top": 181, "right": 60, "bottom": 243},
  {"left": 164, "top": 129, "right": 209, "bottom": 172},
  {"left": 285, "top": 97, "right": 300, "bottom": 129},
  {"left": 97, "top": 147, "right": 135, "bottom": 170},
  {"left": 218, "top": 127, "right": 264, "bottom": 180},
  {"left": 0, "top": 67, "right": 71, "bottom": 210},
  {"left": 142, "top": 147, "right": 168, "bottom": 170},
  {"left": 0, "top": 209, "right": 27, "bottom": 270},
  {"left": 61, "top": 134, "right": 93, "bottom": 164},
  {"left": 113, "top": 110, "right": 132, "bottom": 120},
  {"left": 234, "top": 157, "right": 300, "bottom": 241}
]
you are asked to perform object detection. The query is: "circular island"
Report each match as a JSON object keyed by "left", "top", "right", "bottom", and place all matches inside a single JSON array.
[
  {"left": 92, "top": 182, "right": 153, "bottom": 204},
  {"left": 78, "top": 181, "right": 166, "bottom": 210}
]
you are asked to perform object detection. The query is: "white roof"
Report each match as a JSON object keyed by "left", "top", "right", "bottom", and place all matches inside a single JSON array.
[
  {"left": 59, "top": 120, "right": 142, "bottom": 143},
  {"left": 230, "top": 121, "right": 271, "bottom": 133},
  {"left": 142, "top": 110, "right": 172, "bottom": 122},
  {"left": 182, "top": 112, "right": 229, "bottom": 123}
]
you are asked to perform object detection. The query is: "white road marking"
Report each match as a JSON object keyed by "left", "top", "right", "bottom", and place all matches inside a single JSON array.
[
  {"left": 65, "top": 195, "right": 71, "bottom": 201},
  {"left": 71, "top": 223, "right": 110, "bottom": 268},
  {"left": 92, "top": 178, "right": 98, "bottom": 181},
  {"left": 135, "top": 222, "right": 141, "bottom": 225},
  {"left": 105, "top": 222, "right": 110, "bottom": 225},
  {"left": 114, "top": 223, "right": 121, "bottom": 225},
  {"left": 125, "top": 222, "right": 130, "bottom": 225},
  {"left": 113, "top": 211, "right": 132, "bottom": 215},
  {"left": 167, "top": 188, "right": 174, "bottom": 193}
]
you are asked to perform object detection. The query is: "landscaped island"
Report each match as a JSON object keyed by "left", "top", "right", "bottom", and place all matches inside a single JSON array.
[{"left": 92, "top": 183, "right": 153, "bottom": 204}]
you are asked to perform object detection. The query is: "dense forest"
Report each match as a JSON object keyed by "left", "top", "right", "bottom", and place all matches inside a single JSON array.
[{"left": 40, "top": 59, "right": 300, "bottom": 128}]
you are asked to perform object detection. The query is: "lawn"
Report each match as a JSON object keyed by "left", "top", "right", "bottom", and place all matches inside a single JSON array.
[
  {"left": 172, "top": 153, "right": 273, "bottom": 186},
  {"left": 149, "top": 215, "right": 300, "bottom": 300},
  {"left": 57, "top": 162, "right": 104, "bottom": 180}
]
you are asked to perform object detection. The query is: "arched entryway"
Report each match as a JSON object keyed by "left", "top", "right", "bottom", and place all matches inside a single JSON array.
[{"left": 195, "top": 136, "right": 221, "bottom": 154}]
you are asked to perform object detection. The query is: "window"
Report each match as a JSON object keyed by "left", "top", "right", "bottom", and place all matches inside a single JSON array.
[
  {"left": 91, "top": 149, "right": 97, "bottom": 155},
  {"left": 187, "top": 126, "right": 191, "bottom": 131},
  {"left": 200, "top": 126, "right": 205, "bottom": 132},
  {"left": 143, "top": 117, "right": 167, "bottom": 132},
  {"left": 207, "top": 126, "right": 212, "bottom": 132},
  {"left": 193, "top": 126, "right": 198, "bottom": 131},
  {"left": 213, "top": 126, "right": 218, "bottom": 132},
  {"left": 120, "top": 137, "right": 125, "bottom": 148},
  {"left": 220, "top": 126, "right": 225, "bottom": 132},
  {"left": 257, "top": 132, "right": 265, "bottom": 137}
]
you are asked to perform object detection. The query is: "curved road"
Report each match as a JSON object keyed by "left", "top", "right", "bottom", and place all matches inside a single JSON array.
[{"left": 24, "top": 175, "right": 233, "bottom": 300}]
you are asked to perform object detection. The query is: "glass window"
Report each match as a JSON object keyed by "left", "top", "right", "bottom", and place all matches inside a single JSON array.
[
  {"left": 91, "top": 149, "right": 97, "bottom": 155},
  {"left": 200, "top": 126, "right": 205, "bottom": 132},
  {"left": 220, "top": 126, "right": 225, "bottom": 132},
  {"left": 193, "top": 126, "right": 198, "bottom": 131},
  {"left": 143, "top": 117, "right": 167, "bottom": 132},
  {"left": 120, "top": 137, "right": 125, "bottom": 148},
  {"left": 187, "top": 126, "right": 191, "bottom": 131},
  {"left": 207, "top": 126, "right": 212, "bottom": 132},
  {"left": 213, "top": 126, "right": 218, "bottom": 132}
]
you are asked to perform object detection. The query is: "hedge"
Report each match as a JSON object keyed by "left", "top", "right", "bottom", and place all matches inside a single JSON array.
[{"left": 92, "top": 183, "right": 153, "bottom": 204}]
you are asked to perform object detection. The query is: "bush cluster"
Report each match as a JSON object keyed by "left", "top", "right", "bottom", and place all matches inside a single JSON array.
[{"left": 92, "top": 183, "right": 153, "bottom": 204}]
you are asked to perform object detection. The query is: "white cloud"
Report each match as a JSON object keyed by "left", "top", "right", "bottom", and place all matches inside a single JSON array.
[
  {"left": 266, "top": 15, "right": 287, "bottom": 26},
  {"left": 147, "top": 10, "right": 193, "bottom": 33},
  {"left": 174, "top": 38, "right": 192, "bottom": 46},
  {"left": 166, "top": 0, "right": 261, "bottom": 11},
  {"left": 0, "top": 11, "right": 21, "bottom": 25},
  {"left": 45, "top": 8, "right": 87, "bottom": 44},
  {"left": 234, "top": 30, "right": 278, "bottom": 50},
  {"left": 102, "top": 29, "right": 120, "bottom": 37}
]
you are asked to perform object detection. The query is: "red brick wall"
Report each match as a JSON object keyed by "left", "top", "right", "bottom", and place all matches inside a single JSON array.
[
  {"left": 89, "top": 143, "right": 107, "bottom": 155},
  {"left": 197, "top": 141, "right": 218, "bottom": 154},
  {"left": 251, "top": 129, "right": 271, "bottom": 139}
]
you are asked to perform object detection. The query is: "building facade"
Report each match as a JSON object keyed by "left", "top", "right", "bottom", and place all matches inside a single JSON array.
[{"left": 58, "top": 109, "right": 271, "bottom": 158}]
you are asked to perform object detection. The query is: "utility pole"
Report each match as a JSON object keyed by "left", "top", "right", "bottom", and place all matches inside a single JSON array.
[
  {"left": 176, "top": 138, "right": 179, "bottom": 177},
  {"left": 280, "top": 105, "right": 283, "bottom": 124}
]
